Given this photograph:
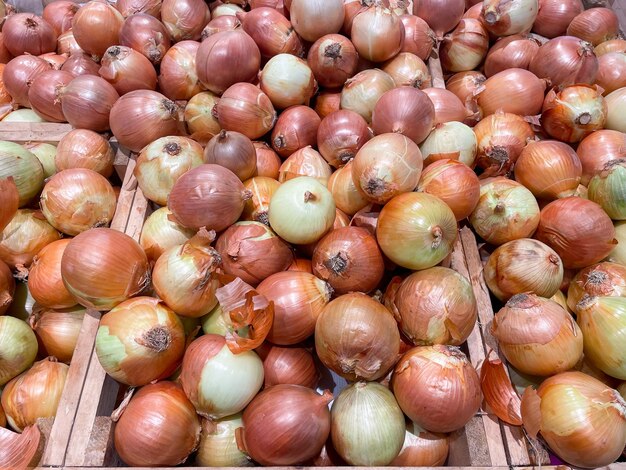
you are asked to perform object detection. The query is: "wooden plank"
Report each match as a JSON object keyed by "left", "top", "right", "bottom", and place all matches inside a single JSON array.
[{"left": 0, "top": 122, "right": 73, "bottom": 143}]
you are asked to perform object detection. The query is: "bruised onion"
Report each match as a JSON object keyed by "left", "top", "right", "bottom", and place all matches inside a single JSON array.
[
  {"left": 2, "top": 13, "right": 57, "bottom": 57},
  {"left": 59, "top": 75, "right": 120, "bottom": 131},
  {"left": 204, "top": 130, "right": 256, "bottom": 182},
  {"left": 55, "top": 129, "right": 114, "bottom": 177},
  {"left": 271, "top": 106, "right": 320, "bottom": 158},
  {"left": 99, "top": 45, "right": 157, "bottom": 95},
  {"left": 215, "top": 83, "right": 277, "bottom": 140},
  {"left": 317, "top": 110, "right": 372, "bottom": 168},
  {"left": 28, "top": 70, "right": 73, "bottom": 122},
  {"left": 529, "top": 36, "right": 598, "bottom": 88},
  {"left": 161, "top": 0, "right": 210, "bottom": 41},
  {"left": 237, "top": 8, "right": 303, "bottom": 59},
  {"left": 120, "top": 13, "right": 171, "bottom": 65},
  {"left": 307, "top": 34, "right": 358, "bottom": 89},
  {"left": 72, "top": 1, "right": 124, "bottom": 57}
]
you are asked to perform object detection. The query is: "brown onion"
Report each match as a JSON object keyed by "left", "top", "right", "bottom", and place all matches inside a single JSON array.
[
  {"left": 57, "top": 30, "right": 83, "bottom": 56},
  {"left": 0, "top": 259, "right": 15, "bottom": 315},
  {"left": 237, "top": 8, "right": 303, "bottom": 59},
  {"left": 476, "top": 68, "right": 547, "bottom": 118},
  {"left": 241, "top": 176, "right": 281, "bottom": 225},
  {"left": 567, "top": 262, "right": 626, "bottom": 314},
  {"left": 481, "top": 0, "right": 538, "bottom": 36},
  {"left": 60, "top": 52, "right": 99, "bottom": 77},
  {"left": 382, "top": 52, "right": 431, "bottom": 89},
  {"left": 168, "top": 164, "right": 250, "bottom": 231},
  {"left": 55, "top": 129, "right": 114, "bottom": 177},
  {"left": 392, "top": 345, "right": 481, "bottom": 432},
  {"left": 161, "top": 0, "right": 210, "bottom": 41},
  {"left": 567, "top": 8, "right": 619, "bottom": 46},
  {"left": 270, "top": 106, "right": 320, "bottom": 158},
  {"left": 120, "top": 13, "right": 171, "bottom": 65},
  {"left": 196, "top": 30, "right": 261, "bottom": 95},
  {"left": 327, "top": 161, "right": 369, "bottom": 215},
  {"left": 3, "top": 55, "right": 51, "bottom": 108},
  {"left": 139, "top": 207, "right": 196, "bottom": 262},
  {"left": 514, "top": 140, "right": 582, "bottom": 200},
  {"left": 400, "top": 14, "right": 436, "bottom": 60},
  {"left": 72, "top": 1, "right": 124, "bottom": 57},
  {"left": 109, "top": 90, "right": 180, "bottom": 152},
  {"left": 157, "top": 41, "right": 203, "bottom": 100},
  {"left": 413, "top": 0, "right": 464, "bottom": 38},
  {"left": 484, "top": 34, "right": 541, "bottom": 77},
  {"left": 99, "top": 45, "right": 157, "bottom": 95},
  {"left": 532, "top": 0, "right": 583, "bottom": 38},
  {"left": 279, "top": 146, "right": 332, "bottom": 185},
  {"left": 253, "top": 142, "right": 281, "bottom": 179},
  {"left": 29, "top": 305, "right": 84, "bottom": 363},
  {"left": 577, "top": 130, "right": 626, "bottom": 185},
  {"left": 204, "top": 130, "right": 257, "bottom": 181},
  {"left": 317, "top": 109, "right": 372, "bottom": 168},
  {"left": 340, "top": 68, "right": 396, "bottom": 123},
  {"left": 202, "top": 14, "right": 241, "bottom": 39},
  {"left": 423, "top": 87, "right": 470, "bottom": 125},
  {"left": 215, "top": 83, "right": 277, "bottom": 140},
  {"left": 3, "top": 13, "right": 57, "bottom": 57},
  {"left": 417, "top": 159, "right": 480, "bottom": 220},
  {"left": 257, "top": 344, "right": 319, "bottom": 388},
  {"left": 596, "top": 52, "right": 626, "bottom": 96},
  {"left": 440, "top": 18, "right": 489, "bottom": 73},
  {"left": 446, "top": 71, "right": 486, "bottom": 124},
  {"left": 529, "top": 36, "right": 598, "bottom": 88},
  {"left": 315, "top": 292, "right": 400, "bottom": 381},
  {"left": 28, "top": 70, "right": 73, "bottom": 122},
  {"left": 184, "top": 91, "right": 221, "bottom": 145},
  {"left": 307, "top": 34, "right": 357, "bottom": 89},
  {"left": 289, "top": 0, "right": 344, "bottom": 42},
  {"left": 351, "top": 6, "right": 404, "bottom": 63},
  {"left": 43, "top": 1, "right": 78, "bottom": 36},
  {"left": 313, "top": 89, "right": 341, "bottom": 119},
  {"left": 116, "top": 0, "right": 162, "bottom": 17},
  {"left": 59, "top": 75, "right": 120, "bottom": 131},
  {"left": 535, "top": 197, "right": 617, "bottom": 269}
]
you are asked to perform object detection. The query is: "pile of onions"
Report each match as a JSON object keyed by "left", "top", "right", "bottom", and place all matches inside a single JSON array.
[
  {"left": 0, "top": 316, "right": 38, "bottom": 386},
  {"left": 56, "top": 129, "right": 115, "bottom": 177},
  {"left": 29, "top": 306, "right": 85, "bottom": 363},
  {"left": 27, "top": 239, "right": 76, "bottom": 309}
]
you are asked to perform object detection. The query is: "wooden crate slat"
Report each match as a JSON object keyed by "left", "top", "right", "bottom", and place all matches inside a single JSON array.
[{"left": 0, "top": 122, "right": 73, "bottom": 143}]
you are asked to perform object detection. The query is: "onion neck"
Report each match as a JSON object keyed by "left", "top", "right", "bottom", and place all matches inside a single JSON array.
[
  {"left": 136, "top": 325, "right": 172, "bottom": 352},
  {"left": 26, "top": 17, "right": 38, "bottom": 29},
  {"left": 304, "top": 191, "right": 317, "bottom": 203},
  {"left": 163, "top": 142, "right": 181, "bottom": 155},
  {"left": 324, "top": 252, "right": 348, "bottom": 275},
  {"left": 431, "top": 226, "right": 443, "bottom": 249},
  {"left": 324, "top": 42, "right": 342, "bottom": 59}
]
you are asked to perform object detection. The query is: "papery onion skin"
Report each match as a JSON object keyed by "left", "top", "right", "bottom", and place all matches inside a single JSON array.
[
  {"left": 413, "top": 0, "right": 465, "bottom": 38},
  {"left": 59, "top": 75, "right": 120, "bottom": 132},
  {"left": 237, "top": 8, "right": 303, "bottom": 59},
  {"left": 566, "top": 262, "right": 626, "bottom": 314},
  {"left": 0, "top": 259, "right": 15, "bottom": 315},
  {"left": 279, "top": 146, "right": 332, "bottom": 185},
  {"left": 55, "top": 129, "right": 114, "bottom": 178},
  {"left": 420, "top": 121, "right": 478, "bottom": 167},
  {"left": 140, "top": 207, "right": 195, "bottom": 263},
  {"left": 440, "top": 18, "right": 489, "bottom": 73},
  {"left": 378, "top": 192, "right": 457, "bottom": 270},
  {"left": 350, "top": 6, "right": 404, "bottom": 63},
  {"left": 61, "top": 228, "right": 150, "bottom": 311},
  {"left": 484, "top": 34, "right": 541, "bottom": 77},
  {"left": 485, "top": 239, "right": 563, "bottom": 301},
  {"left": 28, "top": 69, "right": 73, "bottom": 123},
  {"left": 119, "top": 13, "right": 171, "bottom": 65},
  {"left": 588, "top": 159, "right": 626, "bottom": 219},
  {"left": 3, "top": 54, "right": 52, "bottom": 108},
  {"left": 390, "top": 421, "right": 449, "bottom": 466},
  {"left": 391, "top": 345, "right": 481, "bottom": 433},
  {"left": 400, "top": 14, "right": 436, "bottom": 60},
  {"left": 315, "top": 292, "right": 400, "bottom": 381},
  {"left": 204, "top": 130, "right": 257, "bottom": 182},
  {"left": 446, "top": 70, "right": 486, "bottom": 125},
  {"left": 196, "top": 414, "right": 253, "bottom": 467},
  {"left": 307, "top": 34, "right": 358, "bottom": 89},
  {"left": 529, "top": 36, "right": 598, "bottom": 88},
  {"left": 532, "top": 0, "right": 583, "bottom": 38},
  {"left": 317, "top": 109, "right": 372, "bottom": 168},
  {"left": 161, "top": 0, "right": 210, "bottom": 41},
  {"left": 0, "top": 316, "right": 38, "bottom": 386},
  {"left": 271, "top": 106, "right": 320, "bottom": 158},
  {"left": 0, "top": 142, "right": 45, "bottom": 207},
  {"left": 327, "top": 161, "right": 369, "bottom": 216},
  {"left": 606, "top": 87, "right": 626, "bottom": 133},
  {"left": 257, "top": 344, "right": 319, "bottom": 388},
  {"left": 114, "top": 382, "right": 201, "bottom": 467},
  {"left": 481, "top": 0, "right": 538, "bottom": 37},
  {"left": 180, "top": 334, "right": 264, "bottom": 419},
  {"left": 534, "top": 197, "right": 617, "bottom": 269},
  {"left": 215, "top": 82, "right": 277, "bottom": 140},
  {"left": 340, "top": 68, "right": 396, "bottom": 123},
  {"left": 567, "top": 8, "right": 620, "bottom": 46},
  {"left": 96, "top": 296, "right": 185, "bottom": 386},
  {"left": 476, "top": 68, "right": 547, "bottom": 118},
  {"left": 28, "top": 239, "right": 77, "bottom": 309},
  {"left": 72, "top": 1, "right": 124, "bottom": 57},
  {"left": 241, "top": 176, "right": 280, "bottom": 225}
]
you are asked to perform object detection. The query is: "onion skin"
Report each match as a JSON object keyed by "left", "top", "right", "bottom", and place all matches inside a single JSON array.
[
  {"left": 196, "top": 414, "right": 253, "bottom": 467},
  {"left": 567, "top": 8, "right": 620, "bottom": 46},
  {"left": 238, "top": 385, "right": 332, "bottom": 465},
  {"left": 529, "top": 36, "right": 598, "bottom": 88},
  {"left": 0, "top": 259, "right": 14, "bottom": 315},
  {"left": 575, "top": 130, "right": 626, "bottom": 185},
  {"left": 315, "top": 292, "right": 400, "bottom": 381},
  {"left": 3, "top": 13, "right": 57, "bottom": 57},
  {"left": 29, "top": 305, "right": 85, "bottom": 363},
  {"left": 99, "top": 45, "right": 158, "bottom": 95},
  {"left": 28, "top": 239, "right": 77, "bottom": 309},
  {"left": 28, "top": 69, "right": 73, "bottom": 122},
  {"left": 446, "top": 70, "right": 486, "bottom": 125},
  {"left": 476, "top": 68, "right": 547, "bottom": 118},
  {"left": 114, "top": 382, "right": 201, "bottom": 467},
  {"left": 484, "top": 34, "right": 541, "bottom": 77},
  {"left": 340, "top": 68, "right": 396, "bottom": 123},
  {"left": 400, "top": 14, "right": 436, "bottom": 60},
  {"left": 204, "top": 130, "right": 257, "bottom": 182},
  {"left": 391, "top": 345, "right": 481, "bottom": 433},
  {"left": 566, "top": 262, "right": 626, "bottom": 314},
  {"left": 390, "top": 421, "right": 449, "bottom": 466},
  {"left": 535, "top": 197, "right": 617, "bottom": 269},
  {"left": 440, "top": 18, "right": 489, "bottom": 73},
  {"left": 413, "top": 0, "right": 465, "bottom": 38},
  {"left": 119, "top": 13, "right": 171, "bottom": 65},
  {"left": 532, "top": 0, "right": 583, "bottom": 38},
  {"left": 481, "top": 0, "right": 538, "bottom": 37},
  {"left": 317, "top": 109, "right": 372, "bottom": 168},
  {"left": 55, "top": 129, "right": 114, "bottom": 178},
  {"left": 271, "top": 106, "right": 320, "bottom": 158}
]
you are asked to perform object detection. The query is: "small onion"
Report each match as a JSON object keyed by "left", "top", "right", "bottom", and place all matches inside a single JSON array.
[
  {"left": 271, "top": 105, "right": 321, "bottom": 158},
  {"left": 567, "top": 8, "right": 619, "bottom": 46},
  {"left": 24, "top": 142, "right": 56, "bottom": 179},
  {"left": 588, "top": 159, "right": 626, "bottom": 219},
  {"left": 260, "top": 54, "right": 316, "bottom": 110},
  {"left": 532, "top": 0, "right": 583, "bottom": 38},
  {"left": 241, "top": 176, "right": 281, "bottom": 224},
  {"left": 257, "top": 344, "right": 319, "bottom": 388},
  {"left": 420, "top": 121, "right": 478, "bottom": 167},
  {"left": 215, "top": 83, "right": 277, "bottom": 140},
  {"left": 307, "top": 34, "right": 358, "bottom": 89},
  {"left": 3, "top": 54, "right": 51, "bottom": 108},
  {"left": 0, "top": 316, "right": 37, "bottom": 386},
  {"left": 413, "top": 0, "right": 465, "bottom": 38},
  {"left": 476, "top": 68, "right": 547, "bottom": 118},
  {"left": 340, "top": 68, "right": 396, "bottom": 123},
  {"left": 279, "top": 146, "right": 332, "bottom": 185},
  {"left": 314, "top": 89, "right": 342, "bottom": 118},
  {"left": 317, "top": 110, "right": 372, "bottom": 168},
  {"left": 604, "top": 87, "right": 626, "bottom": 133},
  {"left": 28, "top": 69, "right": 73, "bottom": 122},
  {"left": 236, "top": 8, "right": 303, "bottom": 59},
  {"left": 72, "top": 1, "right": 124, "bottom": 57},
  {"left": 55, "top": 129, "right": 114, "bottom": 177},
  {"left": 59, "top": 75, "right": 120, "bottom": 131},
  {"left": 160, "top": 0, "right": 210, "bottom": 41},
  {"left": 29, "top": 305, "right": 85, "bottom": 363},
  {"left": 289, "top": 0, "right": 344, "bottom": 43},
  {"left": 400, "top": 14, "right": 436, "bottom": 60},
  {"left": 566, "top": 262, "right": 626, "bottom": 314},
  {"left": 139, "top": 207, "right": 196, "bottom": 262},
  {"left": 351, "top": 6, "right": 404, "bottom": 63},
  {"left": 204, "top": 130, "right": 257, "bottom": 182},
  {"left": 184, "top": 91, "right": 221, "bottom": 145},
  {"left": 119, "top": 13, "right": 171, "bottom": 65},
  {"left": 529, "top": 36, "right": 598, "bottom": 88},
  {"left": 99, "top": 45, "right": 158, "bottom": 95},
  {"left": 0, "top": 141, "right": 45, "bottom": 207},
  {"left": 481, "top": 0, "right": 538, "bottom": 36},
  {"left": 440, "top": 18, "right": 489, "bottom": 73},
  {"left": 484, "top": 34, "right": 541, "bottom": 76}
]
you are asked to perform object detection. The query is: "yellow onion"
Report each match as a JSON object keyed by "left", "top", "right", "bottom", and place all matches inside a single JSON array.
[
  {"left": 596, "top": 38, "right": 626, "bottom": 56},
  {"left": 241, "top": 176, "right": 280, "bottom": 225},
  {"left": 609, "top": 220, "right": 626, "bottom": 265},
  {"left": 391, "top": 345, "right": 481, "bottom": 433},
  {"left": 476, "top": 68, "right": 547, "bottom": 118},
  {"left": 492, "top": 293, "right": 583, "bottom": 376},
  {"left": 1, "top": 357, "right": 68, "bottom": 431},
  {"left": 259, "top": 54, "right": 317, "bottom": 110},
  {"left": 196, "top": 415, "right": 253, "bottom": 467},
  {"left": 389, "top": 420, "right": 449, "bottom": 466},
  {"left": 331, "top": 382, "right": 405, "bottom": 466},
  {"left": 0, "top": 260, "right": 14, "bottom": 315},
  {"left": 29, "top": 305, "right": 85, "bottom": 363},
  {"left": 256, "top": 344, "right": 319, "bottom": 389},
  {"left": 152, "top": 229, "right": 221, "bottom": 318},
  {"left": 423, "top": 87, "right": 471, "bottom": 126},
  {"left": 567, "top": 7, "right": 620, "bottom": 46},
  {"left": 24, "top": 142, "right": 56, "bottom": 179},
  {"left": 388, "top": 267, "right": 477, "bottom": 346},
  {"left": 55, "top": 129, "right": 115, "bottom": 177},
  {"left": 279, "top": 146, "right": 332, "bottom": 186},
  {"left": 481, "top": 0, "right": 538, "bottom": 36},
  {"left": 0, "top": 209, "right": 61, "bottom": 269},
  {"left": 0, "top": 316, "right": 37, "bottom": 386},
  {"left": 381, "top": 52, "right": 431, "bottom": 89},
  {"left": 605, "top": 87, "right": 626, "bottom": 133},
  {"left": 139, "top": 207, "right": 196, "bottom": 263},
  {"left": 253, "top": 142, "right": 281, "bottom": 179},
  {"left": 315, "top": 292, "right": 399, "bottom": 381},
  {"left": 484, "top": 34, "right": 542, "bottom": 76},
  {"left": 113, "top": 381, "right": 201, "bottom": 467},
  {"left": 470, "top": 178, "right": 540, "bottom": 245},
  {"left": 28, "top": 239, "right": 77, "bottom": 309},
  {"left": 521, "top": 371, "right": 626, "bottom": 468},
  {"left": 350, "top": 6, "right": 404, "bottom": 63},
  {"left": 485, "top": 238, "right": 563, "bottom": 301},
  {"left": 567, "top": 262, "right": 626, "bottom": 314},
  {"left": 419, "top": 122, "right": 477, "bottom": 167},
  {"left": 215, "top": 83, "right": 277, "bottom": 140},
  {"left": 184, "top": 91, "right": 221, "bottom": 145},
  {"left": 340, "top": 68, "right": 395, "bottom": 123},
  {"left": 588, "top": 159, "right": 626, "bottom": 219},
  {"left": 377, "top": 192, "right": 457, "bottom": 270},
  {"left": 328, "top": 162, "right": 369, "bottom": 216},
  {"left": 40, "top": 169, "right": 116, "bottom": 236},
  {"left": 440, "top": 19, "right": 489, "bottom": 73},
  {"left": 446, "top": 70, "right": 486, "bottom": 124},
  {"left": 0, "top": 178, "right": 18, "bottom": 236},
  {"left": 96, "top": 296, "right": 185, "bottom": 386},
  {"left": 0, "top": 142, "right": 44, "bottom": 207},
  {"left": 180, "top": 334, "right": 264, "bottom": 418},
  {"left": 60, "top": 227, "right": 150, "bottom": 311}
]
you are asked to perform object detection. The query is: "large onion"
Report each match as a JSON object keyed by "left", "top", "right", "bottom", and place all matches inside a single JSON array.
[
  {"left": 2, "top": 13, "right": 57, "bottom": 57},
  {"left": 529, "top": 36, "right": 598, "bottom": 88},
  {"left": 72, "top": 1, "right": 124, "bottom": 57},
  {"left": 413, "top": 0, "right": 465, "bottom": 38},
  {"left": 0, "top": 142, "right": 45, "bottom": 207},
  {"left": 59, "top": 75, "right": 120, "bottom": 131},
  {"left": 476, "top": 68, "right": 547, "bottom": 118}
]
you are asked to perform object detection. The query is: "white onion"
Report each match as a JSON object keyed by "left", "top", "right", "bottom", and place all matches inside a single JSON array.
[{"left": 605, "top": 87, "right": 626, "bottom": 132}]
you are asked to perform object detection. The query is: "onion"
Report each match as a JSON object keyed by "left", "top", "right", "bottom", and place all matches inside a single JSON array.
[
  {"left": 484, "top": 34, "right": 541, "bottom": 76},
  {"left": 241, "top": 176, "right": 280, "bottom": 224},
  {"left": 315, "top": 292, "right": 399, "bottom": 380},
  {"left": 331, "top": 382, "right": 405, "bottom": 465},
  {"left": 260, "top": 54, "right": 316, "bottom": 110},
  {"left": 481, "top": 0, "right": 538, "bottom": 36},
  {"left": 390, "top": 421, "right": 449, "bottom": 466},
  {"left": 116, "top": 0, "right": 162, "bottom": 17},
  {"left": 156, "top": 41, "right": 202, "bottom": 100},
  {"left": 0, "top": 209, "right": 61, "bottom": 269},
  {"left": 340, "top": 68, "right": 395, "bottom": 123},
  {"left": 469, "top": 177, "right": 539, "bottom": 245},
  {"left": 3, "top": 13, "right": 56, "bottom": 57},
  {"left": 381, "top": 52, "right": 430, "bottom": 89},
  {"left": 24, "top": 142, "right": 56, "bottom": 180},
  {"left": 237, "top": 8, "right": 303, "bottom": 59},
  {"left": 351, "top": 133, "right": 423, "bottom": 204},
  {"left": 120, "top": 13, "right": 171, "bottom": 65},
  {"left": 0, "top": 316, "right": 37, "bottom": 386},
  {"left": 371, "top": 87, "right": 435, "bottom": 144},
  {"left": 180, "top": 334, "right": 264, "bottom": 418},
  {"left": 596, "top": 52, "right": 626, "bottom": 96},
  {"left": 95, "top": 296, "right": 185, "bottom": 385},
  {"left": 289, "top": 0, "right": 344, "bottom": 42},
  {"left": 529, "top": 36, "right": 598, "bottom": 88},
  {"left": 27, "top": 239, "right": 76, "bottom": 311},
  {"left": 99, "top": 45, "right": 157, "bottom": 95},
  {"left": 413, "top": 0, "right": 464, "bottom": 38},
  {"left": 139, "top": 207, "right": 195, "bottom": 263},
  {"left": 440, "top": 18, "right": 489, "bottom": 73},
  {"left": 29, "top": 305, "right": 84, "bottom": 363},
  {"left": 72, "top": 1, "right": 124, "bottom": 57},
  {"left": 268, "top": 176, "right": 335, "bottom": 245},
  {"left": 420, "top": 121, "right": 477, "bottom": 167},
  {"left": 3, "top": 54, "right": 51, "bottom": 108},
  {"left": 59, "top": 75, "right": 120, "bottom": 131},
  {"left": 0, "top": 260, "right": 14, "bottom": 315},
  {"left": 161, "top": 0, "right": 210, "bottom": 41},
  {"left": 423, "top": 87, "right": 470, "bottom": 125},
  {"left": 57, "top": 30, "right": 83, "bottom": 56},
  {"left": 279, "top": 146, "right": 332, "bottom": 185},
  {"left": 1, "top": 357, "right": 68, "bottom": 431},
  {"left": 476, "top": 68, "right": 546, "bottom": 118},
  {"left": 400, "top": 14, "right": 436, "bottom": 60},
  {"left": 196, "top": 30, "right": 261, "bottom": 95},
  {"left": 514, "top": 140, "right": 582, "bottom": 200},
  {"left": 567, "top": 8, "right": 619, "bottom": 46},
  {"left": 204, "top": 130, "right": 256, "bottom": 182},
  {"left": 113, "top": 382, "right": 201, "bottom": 467},
  {"left": 392, "top": 345, "right": 481, "bottom": 432},
  {"left": 253, "top": 142, "right": 281, "bottom": 179},
  {"left": 271, "top": 106, "right": 320, "bottom": 158},
  {"left": 60, "top": 52, "right": 99, "bottom": 77},
  {"left": 605, "top": 87, "right": 626, "bottom": 133},
  {"left": 327, "top": 161, "right": 369, "bottom": 216},
  {"left": 61, "top": 228, "right": 150, "bottom": 310},
  {"left": 215, "top": 83, "right": 277, "bottom": 140},
  {"left": 567, "top": 262, "right": 626, "bottom": 314},
  {"left": 596, "top": 38, "right": 626, "bottom": 56},
  {"left": 287, "top": 257, "right": 312, "bottom": 273},
  {"left": 317, "top": 110, "right": 372, "bottom": 168},
  {"left": 446, "top": 70, "right": 486, "bottom": 124},
  {"left": 211, "top": 2, "right": 245, "bottom": 17},
  {"left": 43, "top": 1, "right": 78, "bottom": 36},
  {"left": 609, "top": 222, "right": 626, "bottom": 266},
  {"left": 521, "top": 371, "right": 626, "bottom": 467},
  {"left": 27, "top": 69, "right": 72, "bottom": 123},
  {"left": 184, "top": 91, "right": 222, "bottom": 145},
  {"left": 0, "top": 142, "right": 45, "bottom": 207},
  {"left": 202, "top": 15, "right": 241, "bottom": 39},
  {"left": 389, "top": 267, "right": 477, "bottom": 345},
  {"left": 350, "top": 6, "right": 404, "bottom": 63},
  {"left": 588, "top": 159, "right": 626, "bottom": 219},
  {"left": 239, "top": 385, "right": 331, "bottom": 465},
  {"left": 257, "top": 270, "right": 331, "bottom": 344},
  {"left": 417, "top": 159, "right": 480, "bottom": 220},
  {"left": 257, "top": 344, "right": 318, "bottom": 388},
  {"left": 168, "top": 164, "right": 250, "bottom": 231},
  {"left": 485, "top": 238, "right": 563, "bottom": 301},
  {"left": 196, "top": 414, "right": 252, "bottom": 467},
  {"left": 474, "top": 111, "right": 535, "bottom": 176},
  {"left": 55, "top": 129, "right": 114, "bottom": 177},
  {"left": 535, "top": 197, "right": 617, "bottom": 269},
  {"left": 307, "top": 34, "right": 357, "bottom": 89},
  {"left": 532, "top": 0, "right": 583, "bottom": 38},
  {"left": 216, "top": 221, "right": 293, "bottom": 286}
]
